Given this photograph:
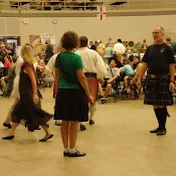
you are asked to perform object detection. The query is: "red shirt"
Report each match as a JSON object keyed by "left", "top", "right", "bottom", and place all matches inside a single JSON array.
[{"left": 4, "top": 60, "right": 12, "bottom": 68}]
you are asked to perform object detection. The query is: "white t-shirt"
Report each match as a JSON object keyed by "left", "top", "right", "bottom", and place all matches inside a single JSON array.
[{"left": 106, "top": 64, "right": 120, "bottom": 79}]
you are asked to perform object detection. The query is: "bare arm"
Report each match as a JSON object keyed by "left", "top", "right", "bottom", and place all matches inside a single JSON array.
[
  {"left": 108, "top": 75, "right": 118, "bottom": 83},
  {"left": 5, "top": 48, "right": 12, "bottom": 55},
  {"left": 136, "top": 62, "right": 148, "bottom": 88},
  {"left": 169, "top": 63, "right": 175, "bottom": 92},
  {"left": 131, "top": 63, "right": 143, "bottom": 83},
  {"left": 138, "top": 62, "right": 148, "bottom": 80},
  {"left": 76, "top": 69, "right": 91, "bottom": 97},
  {"left": 169, "top": 64, "right": 175, "bottom": 82}
]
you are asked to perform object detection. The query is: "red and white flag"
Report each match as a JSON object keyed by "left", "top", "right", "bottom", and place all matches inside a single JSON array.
[{"left": 97, "top": 6, "right": 106, "bottom": 20}]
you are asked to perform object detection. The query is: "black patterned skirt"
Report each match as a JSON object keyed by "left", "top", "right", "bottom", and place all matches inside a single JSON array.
[
  {"left": 54, "top": 89, "right": 89, "bottom": 122},
  {"left": 144, "top": 75, "right": 173, "bottom": 106}
]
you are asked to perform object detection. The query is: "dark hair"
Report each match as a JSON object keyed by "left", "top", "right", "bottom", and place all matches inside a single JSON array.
[
  {"left": 166, "top": 37, "right": 171, "bottom": 42},
  {"left": 61, "top": 31, "right": 79, "bottom": 49},
  {"left": 110, "top": 58, "right": 118, "bottom": 65},
  {"left": 12, "top": 55, "right": 18, "bottom": 63},
  {"left": 134, "top": 56, "right": 140, "bottom": 60},
  {"left": 133, "top": 56, "right": 141, "bottom": 69},
  {"left": 128, "top": 55, "right": 134, "bottom": 62},
  {"left": 117, "top": 39, "right": 122, "bottom": 43},
  {"left": 123, "top": 58, "right": 129, "bottom": 65},
  {"left": 79, "top": 36, "right": 88, "bottom": 47},
  {"left": 5, "top": 55, "right": 11, "bottom": 60}
]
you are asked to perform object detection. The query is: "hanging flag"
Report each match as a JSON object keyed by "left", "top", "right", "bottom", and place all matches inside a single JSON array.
[{"left": 97, "top": 6, "right": 106, "bottom": 20}]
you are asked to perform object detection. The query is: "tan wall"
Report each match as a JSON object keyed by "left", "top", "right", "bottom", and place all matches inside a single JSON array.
[{"left": 0, "top": 14, "right": 175, "bottom": 46}]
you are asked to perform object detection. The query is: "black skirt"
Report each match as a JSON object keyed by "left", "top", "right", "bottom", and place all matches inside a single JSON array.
[
  {"left": 54, "top": 89, "right": 89, "bottom": 122},
  {"left": 11, "top": 70, "right": 53, "bottom": 132},
  {"left": 144, "top": 75, "right": 173, "bottom": 106}
]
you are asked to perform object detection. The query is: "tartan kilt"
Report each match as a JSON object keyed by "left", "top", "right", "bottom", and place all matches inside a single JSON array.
[
  {"left": 144, "top": 75, "right": 173, "bottom": 106},
  {"left": 86, "top": 76, "right": 98, "bottom": 104}
]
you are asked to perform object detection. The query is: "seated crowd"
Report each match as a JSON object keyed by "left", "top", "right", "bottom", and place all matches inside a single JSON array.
[
  {"left": 0, "top": 41, "right": 55, "bottom": 97},
  {"left": 89, "top": 37, "right": 176, "bottom": 102},
  {"left": 0, "top": 36, "right": 175, "bottom": 103}
]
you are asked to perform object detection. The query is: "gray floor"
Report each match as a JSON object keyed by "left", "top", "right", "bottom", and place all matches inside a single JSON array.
[{"left": 1, "top": 88, "right": 176, "bottom": 176}]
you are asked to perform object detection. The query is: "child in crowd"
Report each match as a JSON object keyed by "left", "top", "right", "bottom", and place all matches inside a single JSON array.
[
  {"left": 120, "top": 59, "right": 135, "bottom": 91},
  {"left": 99, "top": 59, "right": 120, "bottom": 102}
]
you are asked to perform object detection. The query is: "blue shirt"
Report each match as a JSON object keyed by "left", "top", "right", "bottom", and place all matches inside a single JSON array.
[{"left": 121, "top": 64, "right": 135, "bottom": 75}]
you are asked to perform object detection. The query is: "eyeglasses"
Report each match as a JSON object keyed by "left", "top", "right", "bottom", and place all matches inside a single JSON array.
[{"left": 152, "top": 32, "right": 162, "bottom": 35}]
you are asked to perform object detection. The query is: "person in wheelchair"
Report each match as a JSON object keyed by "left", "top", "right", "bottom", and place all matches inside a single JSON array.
[{"left": 99, "top": 59, "right": 120, "bottom": 102}]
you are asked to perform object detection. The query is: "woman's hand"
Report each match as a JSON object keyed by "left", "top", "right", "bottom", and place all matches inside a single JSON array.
[
  {"left": 33, "top": 94, "right": 39, "bottom": 104},
  {"left": 88, "top": 94, "right": 94, "bottom": 104}
]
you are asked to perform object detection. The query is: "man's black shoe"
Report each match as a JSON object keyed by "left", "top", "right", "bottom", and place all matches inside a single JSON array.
[
  {"left": 150, "top": 128, "right": 160, "bottom": 133},
  {"left": 157, "top": 129, "right": 166, "bottom": 136}
]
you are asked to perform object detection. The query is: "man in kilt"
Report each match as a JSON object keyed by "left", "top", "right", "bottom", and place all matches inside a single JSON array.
[
  {"left": 137, "top": 26, "right": 175, "bottom": 136},
  {"left": 76, "top": 36, "right": 107, "bottom": 131}
]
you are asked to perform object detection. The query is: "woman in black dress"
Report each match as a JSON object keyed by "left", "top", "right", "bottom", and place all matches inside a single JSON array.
[{"left": 2, "top": 44, "right": 53, "bottom": 142}]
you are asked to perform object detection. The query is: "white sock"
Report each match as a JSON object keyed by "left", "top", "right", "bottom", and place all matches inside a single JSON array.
[
  {"left": 89, "top": 103, "right": 96, "bottom": 120},
  {"left": 64, "top": 148, "right": 69, "bottom": 153},
  {"left": 69, "top": 148, "right": 76, "bottom": 154}
]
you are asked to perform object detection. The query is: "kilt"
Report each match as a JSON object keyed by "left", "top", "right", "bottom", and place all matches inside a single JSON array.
[
  {"left": 144, "top": 74, "right": 173, "bottom": 106},
  {"left": 54, "top": 89, "right": 89, "bottom": 122},
  {"left": 85, "top": 73, "right": 98, "bottom": 104}
]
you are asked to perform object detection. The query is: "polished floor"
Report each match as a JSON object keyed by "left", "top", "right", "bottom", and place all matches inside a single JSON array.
[{"left": 1, "top": 88, "right": 176, "bottom": 176}]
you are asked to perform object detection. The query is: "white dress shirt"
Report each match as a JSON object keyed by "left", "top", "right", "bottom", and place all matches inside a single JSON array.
[{"left": 76, "top": 47, "right": 107, "bottom": 80}]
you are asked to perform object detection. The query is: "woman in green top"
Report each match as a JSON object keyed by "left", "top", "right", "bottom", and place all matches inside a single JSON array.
[{"left": 54, "top": 31, "right": 93, "bottom": 157}]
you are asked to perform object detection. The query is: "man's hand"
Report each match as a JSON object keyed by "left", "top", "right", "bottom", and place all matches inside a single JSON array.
[
  {"left": 169, "top": 82, "right": 175, "bottom": 92},
  {"left": 98, "top": 79, "right": 104, "bottom": 85},
  {"left": 136, "top": 79, "right": 142, "bottom": 89}
]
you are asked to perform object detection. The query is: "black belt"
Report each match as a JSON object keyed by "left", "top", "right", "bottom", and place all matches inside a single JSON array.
[
  {"left": 85, "top": 72, "right": 97, "bottom": 78},
  {"left": 148, "top": 74, "right": 169, "bottom": 79}
]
